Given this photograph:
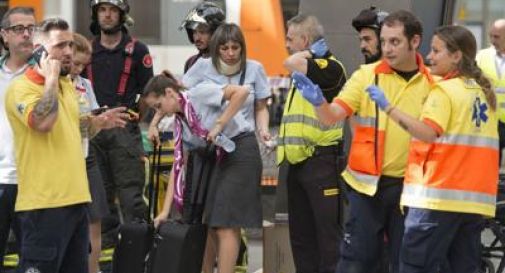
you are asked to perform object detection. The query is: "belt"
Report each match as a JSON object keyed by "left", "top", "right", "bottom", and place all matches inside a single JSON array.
[
  {"left": 231, "top": 131, "right": 255, "bottom": 141},
  {"left": 313, "top": 143, "right": 342, "bottom": 156},
  {"left": 378, "top": 175, "right": 403, "bottom": 189}
]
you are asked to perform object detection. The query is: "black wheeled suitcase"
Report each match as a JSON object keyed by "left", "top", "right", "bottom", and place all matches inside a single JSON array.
[
  {"left": 112, "top": 146, "right": 162, "bottom": 273},
  {"left": 147, "top": 148, "right": 214, "bottom": 273},
  {"left": 112, "top": 221, "right": 153, "bottom": 273}
]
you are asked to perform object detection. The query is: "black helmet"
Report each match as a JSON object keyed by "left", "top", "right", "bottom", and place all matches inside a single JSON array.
[
  {"left": 180, "top": 1, "right": 225, "bottom": 43},
  {"left": 352, "top": 6, "right": 389, "bottom": 32},
  {"left": 90, "top": 0, "right": 129, "bottom": 13},
  {"left": 89, "top": 0, "right": 134, "bottom": 35}
]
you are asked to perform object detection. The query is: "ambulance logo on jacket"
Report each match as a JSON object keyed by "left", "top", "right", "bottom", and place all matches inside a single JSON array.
[
  {"left": 16, "top": 103, "right": 26, "bottom": 114},
  {"left": 472, "top": 97, "right": 488, "bottom": 127}
]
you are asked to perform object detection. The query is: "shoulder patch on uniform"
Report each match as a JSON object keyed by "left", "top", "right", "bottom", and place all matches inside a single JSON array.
[
  {"left": 16, "top": 103, "right": 26, "bottom": 114},
  {"left": 143, "top": 54, "right": 153, "bottom": 68},
  {"left": 315, "top": 59, "right": 328, "bottom": 69}
]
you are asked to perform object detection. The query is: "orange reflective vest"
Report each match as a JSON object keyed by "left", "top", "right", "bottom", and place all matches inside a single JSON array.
[
  {"left": 402, "top": 77, "right": 499, "bottom": 217},
  {"left": 335, "top": 54, "right": 433, "bottom": 196}
]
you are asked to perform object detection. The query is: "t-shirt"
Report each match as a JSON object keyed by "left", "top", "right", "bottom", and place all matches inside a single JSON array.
[
  {"left": 0, "top": 55, "right": 29, "bottom": 185},
  {"left": 5, "top": 68, "right": 91, "bottom": 211}
]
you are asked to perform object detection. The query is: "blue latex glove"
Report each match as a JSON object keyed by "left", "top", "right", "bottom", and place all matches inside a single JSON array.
[
  {"left": 310, "top": 38, "right": 328, "bottom": 58},
  {"left": 292, "top": 72, "right": 325, "bottom": 106},
  {"left": 366, "top": 85, "right": 390, "bottom": 110}
]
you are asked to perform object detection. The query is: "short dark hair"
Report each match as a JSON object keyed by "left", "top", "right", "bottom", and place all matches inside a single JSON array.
[
  {"left": 37, "top": 18, "right": 69, "bottom": 33},
  {"left": 209, "top": 23, "right": 247, "bottom": 73},
  {"left": 1, "top": 7, "right": 35, "bottom": 29},
  {"left": 382, "top": 10, "right": 423, "bottom": 42}
]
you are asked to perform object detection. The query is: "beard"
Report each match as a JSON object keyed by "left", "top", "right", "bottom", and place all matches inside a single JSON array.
[
  {"left": 362, "top": 46, "right": 382, "bottom": 64},
  {"left": 100, "top": 23, "right": 122, "bottom": 35},
  {"left": 364, "top": 51, "right": 382, "bottom": 64}
]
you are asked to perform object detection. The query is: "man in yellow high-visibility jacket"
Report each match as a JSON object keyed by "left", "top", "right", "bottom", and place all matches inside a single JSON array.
[
  {"left": 477, "top": 18, "right": 505, "bottom": 165},
  {"left": 278, "top": 14, "right": 347, "bottom": 273},
  {"left": 292, "top": 10, "right": 432, "bottom": 273}
]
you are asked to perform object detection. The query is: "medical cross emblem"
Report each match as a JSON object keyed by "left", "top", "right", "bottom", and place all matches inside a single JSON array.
[{"left": 472, "top": 97, "right": 488, "bottom": 127}]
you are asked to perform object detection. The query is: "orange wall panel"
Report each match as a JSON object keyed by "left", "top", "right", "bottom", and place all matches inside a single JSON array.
[
  {"left": 9, "top": 0, "right": 43, "bottom": 21},
  {"left": 241, "top": 0, "right": 289, "bottom": 77}
]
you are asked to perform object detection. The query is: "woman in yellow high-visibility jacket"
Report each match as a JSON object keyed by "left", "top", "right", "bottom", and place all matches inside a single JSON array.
[{"left": 366, "top": 25, "right": 498, "bottom": 273}]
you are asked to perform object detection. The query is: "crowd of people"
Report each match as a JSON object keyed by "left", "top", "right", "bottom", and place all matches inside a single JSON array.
[{"left": 0, "top": 1, "right": 504, "bottom": 273}]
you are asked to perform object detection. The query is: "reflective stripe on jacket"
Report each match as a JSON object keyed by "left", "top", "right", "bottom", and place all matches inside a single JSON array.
[
  {"left": 477, "top": 47, "right": 505, "bottom": 123},
  {"left": 277, "top": 56, "right": 345, "bottom": 164},
  {"left": 277, "top": 85, "right": 344, "bottom": 164},
  {"left": 402, "top": 77, "right": 499, "bottom": 217},
  {"left": 337, "top": 54, "right": 433, "bottom": 196}
]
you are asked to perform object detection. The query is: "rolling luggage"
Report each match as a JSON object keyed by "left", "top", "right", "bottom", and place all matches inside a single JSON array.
[
  {"left": 147, "top": 147, "right": 214, "bottom": 273},
  {"left": 112, "top": 145, "right": 163, "bottom": 273}
]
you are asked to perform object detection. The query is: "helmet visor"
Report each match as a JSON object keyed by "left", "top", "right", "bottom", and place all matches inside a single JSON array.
[{"left": 179, "top": 9, "right": 207, "bottom": 30}]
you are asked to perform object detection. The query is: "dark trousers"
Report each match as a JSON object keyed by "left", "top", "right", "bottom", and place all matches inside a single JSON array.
[
  {"left": 16, "top": 204, "right": 89, "bottom": 273},
  {"left": 0, "top": 184, "right": 20, "bottom": 272},
  {"left": 499, "top": 121, "right": 505, "bottom": 165},
  {"left": 92, "top": 124, "right": 147, "bottom": 247},
  {"left": 285, "top": 146, "right": 342, "bottom": 273},
  {"left": 400, "top": 208, "right": 483, "bottom": 273},
  {"left": 336, "top": 178, "right": 404, "bottom": 273}
]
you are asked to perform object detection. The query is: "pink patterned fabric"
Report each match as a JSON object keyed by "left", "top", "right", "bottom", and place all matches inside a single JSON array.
[{"left": 172, "top": 92, "right": 209, "bottom": 211}]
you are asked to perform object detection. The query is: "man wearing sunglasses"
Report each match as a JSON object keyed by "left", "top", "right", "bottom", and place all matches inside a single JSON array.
[{"left": 0, "top": 7, "right": 35, "bottom": 272}]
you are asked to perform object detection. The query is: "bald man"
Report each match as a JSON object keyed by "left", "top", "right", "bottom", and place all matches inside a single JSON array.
[{"left": 477, "top": 19, "right": 505, "bottom": 165}]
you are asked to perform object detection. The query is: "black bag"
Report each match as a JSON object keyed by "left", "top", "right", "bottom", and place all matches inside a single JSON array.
[
  {"left": 112, "top": 146, "right": 162, "bottom": 273},
  {"left": 147, "top": 148, "right": 214, "bottom": 273}
]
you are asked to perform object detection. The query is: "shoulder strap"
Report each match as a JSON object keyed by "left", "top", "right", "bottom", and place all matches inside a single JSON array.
[
  {"left": 86, "top": 64, "right": 94, "bottom": 87},
  {"left": 85, "top": 37, "right": 137, "bottom": 98},
  {"left": 85, "top": 38, "right": 98, "bottom": 87},
  {"left": 374, "top": 74, "right": 380, "bottom": 173},
  {"left": 239, "top": 65, "right": 247, "bottom": 85},
  {"left": 117, "top": 37, "right": 137, "bottom": 97}
]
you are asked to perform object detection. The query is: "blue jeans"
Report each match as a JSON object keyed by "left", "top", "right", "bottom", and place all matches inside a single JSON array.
[
  {"left": 0, "top": 184, "right": 20, "bottom": 272},
  {"left": 400, "top": 208, "right": 484, "bottom": 273}
]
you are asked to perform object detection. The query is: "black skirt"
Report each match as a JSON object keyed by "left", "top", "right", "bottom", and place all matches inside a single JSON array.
[{"left": 203, "top": 133, "right": 263, "bottom": 228}]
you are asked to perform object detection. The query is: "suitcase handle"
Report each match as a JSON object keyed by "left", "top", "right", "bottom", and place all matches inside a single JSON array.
[{"left": 148, "top": 144, "right": 163, "bottom": 223}]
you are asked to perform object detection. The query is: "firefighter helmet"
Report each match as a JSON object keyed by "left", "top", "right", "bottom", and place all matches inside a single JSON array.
[
  {"left": 90, "top": 0, "right": 130, "bottom": 13},
  {"left": 89, "top": 0, "right": 134, "bottom": 35},
  {"left": 352, "top": 6, "right": 389, "bottom": 32},
  {"left": 180, "top": 1, "right": 225, "bottom": 43}
]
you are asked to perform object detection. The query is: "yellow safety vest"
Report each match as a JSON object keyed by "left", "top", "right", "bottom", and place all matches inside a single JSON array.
[
  {"left": 277, "top": 57, "right": 345, "bottom": 165},
  {"left": 476, "top": 47, "right": 505, "bottom": 123}
]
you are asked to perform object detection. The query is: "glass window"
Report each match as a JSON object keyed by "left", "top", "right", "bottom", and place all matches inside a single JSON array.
[{"left": 453, "top": 0, "right": 505, "bottom": 50}]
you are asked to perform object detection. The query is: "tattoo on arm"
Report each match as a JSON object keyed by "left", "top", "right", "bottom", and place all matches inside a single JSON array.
[{"left": 33, "top": 90, "right": 58, "bottom": 118}]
